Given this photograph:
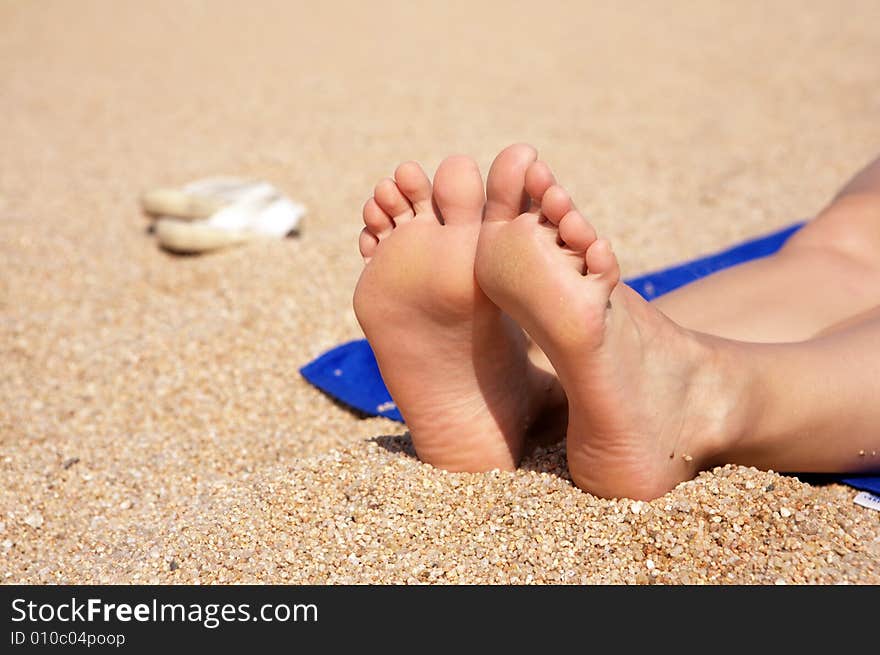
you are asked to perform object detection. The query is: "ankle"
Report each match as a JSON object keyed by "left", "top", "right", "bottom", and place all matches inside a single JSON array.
[{"left": 685, "top": 334, "right": 761, "bottom": 471}]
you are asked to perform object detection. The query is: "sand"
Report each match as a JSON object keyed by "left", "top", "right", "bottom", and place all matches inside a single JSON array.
[{"left": 1, "top": 0, "right": 878, "bottom": 584}]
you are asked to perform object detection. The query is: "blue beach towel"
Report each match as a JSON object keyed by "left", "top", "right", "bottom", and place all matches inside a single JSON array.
[{"left": 300, "top": 222, "right": 880, "bottom": 495}]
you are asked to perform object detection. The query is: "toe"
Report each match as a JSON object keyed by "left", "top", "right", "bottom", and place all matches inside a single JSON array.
[
  {"left": 359, "top": 227, "right": 379, "bottom": 261},
  {"left": 374, "top": 178, "right": 415, "bottom": 224},
  {"left": 541, "top": 185, "right": 575, "bottom": 225},
  {"left": 558, "top": 210, "right": 597, "bottom": 252},
  {"left": 485, "top": 143, "right": 538, "bottom": 222},
  {"left": 524, "top": 161, "right": 557, "bottom": 210},
  {"left": 394, "top": 161, "right": 434, "bottom": 215},
  {"left": 585, "top": 238, "right": 621, "bottom": 287},
  {"left": 363, "top": 197, "right": 394, "bottom": 238},
  {"left": 432, "top": 155, "right": 485, "bottom": 225}
]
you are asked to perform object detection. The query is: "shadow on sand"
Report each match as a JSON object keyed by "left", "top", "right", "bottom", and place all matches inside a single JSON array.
[{"left": 370, "top": 433, "right": 572, "bottom": 482}]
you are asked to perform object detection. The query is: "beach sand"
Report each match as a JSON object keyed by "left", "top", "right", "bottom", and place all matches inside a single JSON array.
[{"left": 1, "top": 0, "right": 878, "bottom": 584}]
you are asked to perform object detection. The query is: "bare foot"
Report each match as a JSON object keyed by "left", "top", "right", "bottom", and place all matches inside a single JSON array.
[
  {"left": 353, "top": 150, "right": 561, "bottom": 471},
  {"left": 475, "top": 158, "right": 746, "bottom": 499}
]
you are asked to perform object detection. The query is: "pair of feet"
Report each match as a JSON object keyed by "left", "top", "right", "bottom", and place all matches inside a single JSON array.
[{"left": 354, "top": 144, "right": 740, "bottom": 500}]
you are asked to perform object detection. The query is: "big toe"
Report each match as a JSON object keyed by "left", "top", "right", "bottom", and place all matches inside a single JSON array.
[
  {"left": 432, "top": 155, "right": 485, "bottom": 226},
  {"left": 485, "top": 143, "right": 538, "bottom": 222}
]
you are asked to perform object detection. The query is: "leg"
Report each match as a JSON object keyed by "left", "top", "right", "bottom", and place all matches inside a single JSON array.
[
  {"left": 653, "top": 155, "right": 880, "bottom": 342},
  {"left": 354, "top": 152, "right": 564, "bottom": 472},
  {"left": 476, "top": 162, "right": 880, "bottom": 500},
  {"left": 720, "top": 307, "right": 880, "bottom": 473}
]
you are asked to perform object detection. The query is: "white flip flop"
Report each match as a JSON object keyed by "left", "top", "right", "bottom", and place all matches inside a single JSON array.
[{"left": 142, "top": 177, "right": 306, "bottom": 253}]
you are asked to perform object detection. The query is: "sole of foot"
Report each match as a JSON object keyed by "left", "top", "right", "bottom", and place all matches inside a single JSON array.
[
  {"left": 476, "top": 155, "right": 743, "bottom": 499},
  {"left": 353, "top": 150, "right": 561, "bottom": 472}
]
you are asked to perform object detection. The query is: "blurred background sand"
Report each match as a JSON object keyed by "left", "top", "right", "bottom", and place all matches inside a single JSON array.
[{"left": 1, "top": 0, "right": 878, "bottom": 583}]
